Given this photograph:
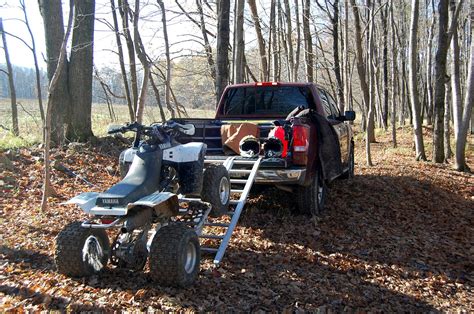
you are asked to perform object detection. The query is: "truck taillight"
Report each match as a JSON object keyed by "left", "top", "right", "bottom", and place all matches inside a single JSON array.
[{"left": 292, "top": 125, "right": 310, "bottom": 165}]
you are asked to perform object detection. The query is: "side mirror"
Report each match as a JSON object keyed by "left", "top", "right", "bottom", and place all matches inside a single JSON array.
[{"left": 344, "top": 110, "right": 356, "bottom": 121}]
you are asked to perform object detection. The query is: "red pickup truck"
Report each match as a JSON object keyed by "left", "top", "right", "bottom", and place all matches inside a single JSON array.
[{"left": 175, "top": 82, "right": 355, "bottom": 216}]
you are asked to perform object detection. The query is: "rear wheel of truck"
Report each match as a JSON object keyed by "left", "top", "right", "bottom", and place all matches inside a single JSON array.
[
  {"left": 201, "top": 164, "right": 230, "bottom": 217},
  {"left": 55, "top": 222, "right": 110, "bottom": 277},
  {"left": 149, "top": 224, "right": 200, "bottom": 287},
  {"left": 296, "top": 169, "right": 327, "bottom": 216}
]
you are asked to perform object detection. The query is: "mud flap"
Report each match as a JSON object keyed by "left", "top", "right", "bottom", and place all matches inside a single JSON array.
[{"left": 127, "top": 191, "right": 179, "bottom": 219}]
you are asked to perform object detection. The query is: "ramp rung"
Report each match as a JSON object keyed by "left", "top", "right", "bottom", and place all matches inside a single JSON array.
[
  {"left": 201, "top": 247, "right": 218, "bottom": 253},
  {"left": 231, "top": 189, "right": 244, "bottom": 193},
  {"left": 233, "top": 160, "right": 258, "bottom": 165},
  {"left": 200, "top": 234, "right": 224, "bottom": 239},
  {"left": 229, "top": 169, "right": 252, "bottom": 174},
  {"left": 230, "top": 179, "right": 248, "bottom": 184},
  {"left": 229, "top": 200, "right": 239, "bottom": 205},
  {"left": 205, "top": 222, "right": 229, "bottom": 227}
]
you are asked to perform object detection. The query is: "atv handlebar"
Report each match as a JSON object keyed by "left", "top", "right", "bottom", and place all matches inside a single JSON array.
[{"left": 108, "top": 121, "right": 194, "bottom": 136}]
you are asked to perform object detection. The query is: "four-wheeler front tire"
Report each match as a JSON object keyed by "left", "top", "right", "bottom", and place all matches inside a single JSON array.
[
  {"left": 149, "top": 224, "right": 200, "bottom": 287},
  {"left": 55, "top": 222, "right": 110, "bottom": 277},
  {"left": 201, "top": 164, "right": 230, "bottom": 217},
  {"left": 296, "top": 169, "right": 327, "bottom": 216}
]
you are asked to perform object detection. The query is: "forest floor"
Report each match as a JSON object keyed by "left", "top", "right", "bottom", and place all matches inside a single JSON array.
[{"left": 0, "top": 126, "right": 473, "bottom": 311}]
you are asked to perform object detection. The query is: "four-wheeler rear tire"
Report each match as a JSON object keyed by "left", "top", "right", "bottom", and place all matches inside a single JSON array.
[
  {"left": 296, "top": 168, "right": 327, "bottom": 216},
  {"left": 55, "top": 221, "right": 110, "bottom": 277},
  {"left": 149, "top": 224, "right": 200, "bottom": 287},
  {"left": 201, "top": 164, "right": 230, "bottom": 217}
]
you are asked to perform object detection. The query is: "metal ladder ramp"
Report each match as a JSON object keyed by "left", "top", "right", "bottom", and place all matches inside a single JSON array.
[{"left": 201, "top": 156, "right": 262, "bottom": 265}]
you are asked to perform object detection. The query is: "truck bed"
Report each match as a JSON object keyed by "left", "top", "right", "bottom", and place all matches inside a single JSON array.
[{"left": 173, "top": 118, "right": 276, "bottom": 156}]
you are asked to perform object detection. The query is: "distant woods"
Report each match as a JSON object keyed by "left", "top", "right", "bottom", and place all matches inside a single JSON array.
[{"left": 0, "top": 0, "right": 472, "bottom": 170}]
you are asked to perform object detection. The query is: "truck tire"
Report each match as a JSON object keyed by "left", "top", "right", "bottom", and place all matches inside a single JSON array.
[
  {"left": 341, "top": 141, "right": 355, "bottom": 179},
  {"left": 149, "top": 224, "right": 200, "bottom": 287},
  {"left": 55, "top": 222, "right": 110, "bottom": 277},
  {"left": 296, "top": 169, "right": 327, "bottom": 216},
  {"left": 201, "top": 164, "right": 230, "bottom": 217}
]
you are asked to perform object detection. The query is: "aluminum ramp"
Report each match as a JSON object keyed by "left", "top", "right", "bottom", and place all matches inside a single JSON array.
[{"left": 199, "top": 156, "right": 262, "bottom": 266}]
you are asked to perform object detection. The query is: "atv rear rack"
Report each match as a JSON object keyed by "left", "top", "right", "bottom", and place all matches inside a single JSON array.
[{"left": 180, "top": 156, "right": 262, "bottom": 266}]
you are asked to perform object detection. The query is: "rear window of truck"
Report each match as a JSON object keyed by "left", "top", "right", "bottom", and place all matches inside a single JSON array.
[{"left": 219, "top": 86, "right": 313, "bottom": 116}]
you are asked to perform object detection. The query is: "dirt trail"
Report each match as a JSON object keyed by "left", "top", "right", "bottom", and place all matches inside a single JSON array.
[{"left": 1, "top": 127, "right": 473, "bottom": 311}]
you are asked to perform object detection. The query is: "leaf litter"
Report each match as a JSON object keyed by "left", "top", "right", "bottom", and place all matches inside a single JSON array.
[{"left": 0, "top": 128, "right": 473, "bottom": 311}]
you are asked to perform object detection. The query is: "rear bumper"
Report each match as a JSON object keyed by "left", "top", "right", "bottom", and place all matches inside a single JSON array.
[{"left": 256, "top": 168, "right": 306, "bottom": 184}]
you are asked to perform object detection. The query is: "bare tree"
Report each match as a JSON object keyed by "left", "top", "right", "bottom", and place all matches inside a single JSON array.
[
  {"left": 39, "top": 0, "right": 69, "bottom": 145},
  {"left": 454, "top": 6, "right": 473, "bottom": 171},
  {"left": 215, "top": 0, "right": 230, "bottom": 103},
  {"left": 41, "top": 0, "right": 74, "bottom": 212},
  {"left": 248, "top": 0, "right": 268, "bottom": 81},
  {"left": 157, "top": 0, "right": 173, "bottom": 118},
  {"left": 20, "top": 0, "right": 45, "bottom": 126},
  {"left": 302, "top": 0, "right": 313, "bottom": 82},
  {"left": 0, "top": 17, "right": 18, "bottom": 136},
  {"left": 408, "top": 0, "right": 426, "bottom": 161},
  {"left": 234, "top": 0, "right": 245, "bottom": 83},
  {"left": 350, "top": 0, "right": 372, "bottom": 166},
  {"left": 110, "top": 0, "right": 134, "bottom": 121},
  {"left": 66, "top": 0, "right": 96, "bottom": 142}
]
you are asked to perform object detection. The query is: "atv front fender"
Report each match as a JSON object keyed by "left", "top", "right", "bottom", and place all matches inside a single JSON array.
[{"left": 127, "top": 191, "right": 179, "bottom": 219}]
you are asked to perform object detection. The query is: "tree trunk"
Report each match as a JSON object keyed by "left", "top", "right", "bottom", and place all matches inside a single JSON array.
[
  {"left": 389, "top": 1, "right": 397, "bottom": 147},
  {"left": 157, "top": 0, "right": 173, "bottom": 118},
  {"left": 41, "top": 0, "right": 74, "bottom": 212},
  {"left": 270, "top": 0, "right": 279, "bottom": 81},
  {"left": 234, "top": 0, "right": 245, "bottom": 83},
  {"left": 302, "top": 0, "right": 313, "bottom": 82},
  {"left": 408, "top": 0, "right": 426, "bottom": 161},
  {"left": 196, "top": 0, "right": 216, "bottom": 84},
  {"left": 283, "top": 0, "right": 294, "bottom": 80},
  {"left": 215, "top": 0, "right": 230, "bottom": 104},
  {"left": 21, "top": 0, "right": 45, "bottom": 126},
  {"left": 381, "top": 1, "right": 388, "bottom": 129},
  {"left": 367, "top": 4, "right": 376, "bottom": 145},
  {"left": 343, "top": 0, "right": 350, "bottom": 111},
  {"left": 248, "top": 0, "right": 268, "bottom": 81},
  {"left": 454, "top": 7, "right": 473, "bottom": 171},
  {"left": 426, "top": 4, "right": 435, "bottom": 126},
  {"left": 149, "top": 72, "right": 166, "bottom": 123},
  {"left": 349, "top": 0, "right": 372, "bottom": 166},
  {"left": 118, "top": 0, "right": 138, "bottom": 115},
  {"left": 38, "top": 0, "right": 70, "bottom": 145},
  {"left": 332, "top": 0, "right": 344, "bottom": 112},
  {"left": 444, "top": 80, "right": 452, "bottom": 161},
  {"left": 450, "top": 2, "right": 462, "bottom": 143},
  {"left": 66, "top": 0, "right": 95, "bottom": 142},
  {"left": 432, "top": 0, "right": 449, "bottom": 163},
  {"left": 110, "top": 0, "right": 134, "bottom": 121},
  {"left": 0, "top": 18, "right": 19, "bottom": 136},
  {"left": 294, "top": 0, "right": 301, "bottom": 81}
]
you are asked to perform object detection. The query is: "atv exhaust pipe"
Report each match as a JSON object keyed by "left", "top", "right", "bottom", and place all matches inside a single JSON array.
[{"left": 121, "top": 208, "right": 153, "bottom": 233}]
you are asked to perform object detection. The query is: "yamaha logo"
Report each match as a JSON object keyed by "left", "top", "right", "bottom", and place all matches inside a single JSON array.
[{"left": 102, "top": 198, "right": 119, "bottom": 205}]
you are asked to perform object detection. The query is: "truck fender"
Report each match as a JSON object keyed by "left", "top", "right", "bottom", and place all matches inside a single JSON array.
[
  {"left": 127, "top": 191, "right": 179, "bottom": 219},
  {"left": 62, "top": 192, "right": 99, "bottom": 214}
]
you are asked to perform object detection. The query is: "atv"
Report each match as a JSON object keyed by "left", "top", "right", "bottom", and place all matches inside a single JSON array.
[{"left": 55, "top": 121, "right": 231, "bottom": 287}]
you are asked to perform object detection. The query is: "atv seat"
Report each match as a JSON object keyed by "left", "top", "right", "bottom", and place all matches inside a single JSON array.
[{"left": 96, "top": 150, "right": 162, "bottom": 207}]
